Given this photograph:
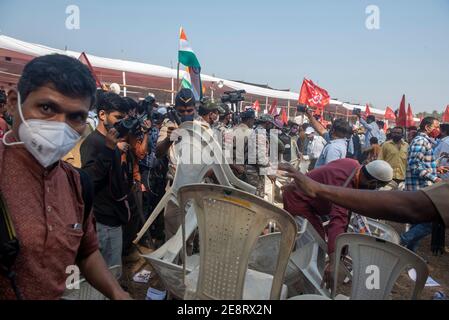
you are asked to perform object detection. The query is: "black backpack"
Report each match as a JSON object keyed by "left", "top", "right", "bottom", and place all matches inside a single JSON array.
[{"left": 0, "top": 168, "right": 93, "bottom": 300}]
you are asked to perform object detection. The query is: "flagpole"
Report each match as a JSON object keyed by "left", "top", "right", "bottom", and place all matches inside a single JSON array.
[
  {"left": 176, "top": 27, "right": 181, "bottom": 95},
  {"left": 176, "top": 62, "right": 180, "bottom": 93}
]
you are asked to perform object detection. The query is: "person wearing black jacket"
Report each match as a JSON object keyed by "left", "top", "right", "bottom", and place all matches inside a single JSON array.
[{"left": 81, "top": 92, "right": 132, "bottom": 269}]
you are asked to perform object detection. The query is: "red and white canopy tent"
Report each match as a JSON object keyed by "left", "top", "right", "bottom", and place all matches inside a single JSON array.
[{"left": 0, "top": 34, "right": 406, "bottom": 124}]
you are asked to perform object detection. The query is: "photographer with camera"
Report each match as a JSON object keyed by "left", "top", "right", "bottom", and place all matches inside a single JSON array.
[
  {"left": 120, "top": 97, "right": 152, "bottom": 261},
  {"left": 80, "top": 92, "right": 133, "bottom": 271},
  {"left": 153, "top": 89, "right": 196, "bottom": 238},
  {"left": 300, "top": 105, "right": 351, "bottom": 169},
  {"left": 155, "top": 88, "right": 195, "bottom": 174},
  {"left": 139, "top": 107, "right": 169, "bottom": 248}
]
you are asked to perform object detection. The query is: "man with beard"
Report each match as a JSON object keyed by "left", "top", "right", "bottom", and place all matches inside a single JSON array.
[
  {"left": 282, "top": 159, "right": 393, "bottom": 288},
  {"left": 379, "top": 126, "right": 409, "bottom": 185}
]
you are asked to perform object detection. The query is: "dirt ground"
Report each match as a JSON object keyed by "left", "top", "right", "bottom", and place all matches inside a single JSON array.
[{"left": 121, "top": 223, "right": 449, "bottom": 300}]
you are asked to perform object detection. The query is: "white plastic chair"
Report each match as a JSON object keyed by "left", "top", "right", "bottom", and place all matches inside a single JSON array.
[
  {"left": 332, "top": 233, "right": 428, "bottom": 300},
  {"left": 290, "top": 217, "right": 329, "bottom": 297},
  {"left": 61, "top": 265, "right": 122, "bottom": 300},
  {"left": 141, "top": 204, "right": 198, "bottom": 299},
  {"left": 248, "top": 217, "right": 330, "bottom": 297},
  {"left": 348, "top": 215, "right": 401, "bottom": 244},
  {"left": 134, "top": 121, "right": 255, "bottom": 244},
  {"left": 178, "top": 184, "right": 298, "bottom": 300}
]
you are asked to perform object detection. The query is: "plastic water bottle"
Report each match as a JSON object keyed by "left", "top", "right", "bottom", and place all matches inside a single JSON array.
[{"left": 433, "top": 291, "right": 446, "bottom": 300}]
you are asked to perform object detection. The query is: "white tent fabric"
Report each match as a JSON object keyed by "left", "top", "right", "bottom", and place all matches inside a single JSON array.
[
  {"left": 0, "top": 35, "right": 306, "bottom": 101},
  {"left": 0, "top": 34, "right": 402, "bottom": 118}
]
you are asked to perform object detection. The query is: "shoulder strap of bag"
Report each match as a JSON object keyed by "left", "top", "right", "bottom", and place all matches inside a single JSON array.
[
  {"left": 75, "top": 168, "right": 94, "bottom": 222},
  {"left": 0, "top": 142, "right": 22, "bottom": 299}
]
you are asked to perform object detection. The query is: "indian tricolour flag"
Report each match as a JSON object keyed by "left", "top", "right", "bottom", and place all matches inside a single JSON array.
[{"left": 178, "top": 27, "right": 202, "bottom": 101}]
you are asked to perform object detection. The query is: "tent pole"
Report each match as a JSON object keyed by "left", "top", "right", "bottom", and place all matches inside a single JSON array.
[
  {"left": 122, "top": 71, "right": 127, "bottom": 97},
  {"left": 171, "top": 78, "right": 175, "bottom": 104},
  {"left": 266, "top": 96, "right": 269, "bottom": 114},
  {"left": 176, "top": 62, "right": 180, "bottom": 92}
]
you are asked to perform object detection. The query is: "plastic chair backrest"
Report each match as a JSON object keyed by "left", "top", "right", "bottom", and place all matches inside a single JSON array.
[
  {"left": 170, "top": 122, "right": 229, "bottom": 193},
  {"left": 333, "top": 233, "right": 428, "bottom": 300},
  {"left": 292, "top": 217, "right": 327, "bottom": 272},
  {"left": 179, "top": 122, "right": 256, "bottom": 194},
  {"left": 348, "top": 216, "right": 401, "bottom": 244},
  {"left": 178, "top": 184, "right": 297, "bottom": 300}
]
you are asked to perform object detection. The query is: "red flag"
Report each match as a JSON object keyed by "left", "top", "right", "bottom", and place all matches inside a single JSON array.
[
  {"left": 268, "top": 99, "right": 278, "bottom": 115},
  {"left": 78, "top": 52, "right": 102, "bottom": 88},
  {"left": 253, "top": 100, "right": 260, "bottom": 113},
  {"left": 396, "top": 95, "right": 407, "bottom": 127},
  {"left": 280, "top": 107, "right": 288, "bottom": 125},
  {"left": 384, "top": 107, "right": 396, "bottom": 120},
  {"left": 298, "top": 78, "right": 330, "bottom": 110},
  {"left": 406, "top": 104, "right": 415, "bottom": 128},
  {"left": 443, "top": 105, "right": 449, "bottom": 123},
  {"left": 365, "top": 104, "right": 372, "bottom": 116}
]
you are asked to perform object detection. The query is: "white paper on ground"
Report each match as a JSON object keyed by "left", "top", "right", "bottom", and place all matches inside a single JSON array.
[
  {"left": 133, "top": 270, "right": 152, "bottom": 283},
  {"left": 408, "top": 269, "right": 440, "bottom": 287}
]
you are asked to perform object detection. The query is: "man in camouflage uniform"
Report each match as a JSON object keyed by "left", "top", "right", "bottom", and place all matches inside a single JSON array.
[
  {"left": 254, "top": 114, "right": 282, "bottom": 199},
  {"left": 196, "top": 100, "right": 219, "bottom": 129},
  {"left": 232, "top": 110, "right": 271, "bottom": 197},
  {"left": 213, "top": 104, "right": 233, "bottom": 161}
]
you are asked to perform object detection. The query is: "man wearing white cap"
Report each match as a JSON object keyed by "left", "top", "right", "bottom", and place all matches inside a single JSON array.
[
  {"left": 304, "top": 127, "right": 326, "bottom": 170},
  {"left": 282, "top": 158, "right": 393, "bottom": 288}
]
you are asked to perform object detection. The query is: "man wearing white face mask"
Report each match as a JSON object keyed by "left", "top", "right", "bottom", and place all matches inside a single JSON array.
[{"left": 0, "top": 54, "right": 130, "bottom": 300}]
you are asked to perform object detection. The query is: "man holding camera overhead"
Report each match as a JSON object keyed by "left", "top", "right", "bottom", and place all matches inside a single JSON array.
[
  {"left": 357, "top": 112, "right": 381, "bottom": 149},
  {"left": 302, "top": 106, "right": 351, "bottom": 169}
]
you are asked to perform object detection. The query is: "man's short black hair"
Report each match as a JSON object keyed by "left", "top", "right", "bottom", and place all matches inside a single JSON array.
[
  {"left": 367, "top": 115, "right": 376, "bottom": 122},
  {"left": 18, "top": 54, "right": 96, "bottom": 108},
  {"left": 123, "top": 97, "right": 140, "bottom": 113},
  {"left": 377, "top": 120, "right": 385, "bottom": 128},
  {"left": 370, "top": 137, "right": 379, "bottom": 145},
  {"left": 96, "top": 92, "right": 129, "bottom": 114},
  {"left": 331, "top": 118, "right": 351, "bottom": 138},
  {"left": 440, "top": 123, "right": 449, "bottom": 136},
  {"left": 419, "top": 116, "right": 438, "bottom": 132},
  {"left": 392, "top": 126, "right": 404, "bottom": 133}
]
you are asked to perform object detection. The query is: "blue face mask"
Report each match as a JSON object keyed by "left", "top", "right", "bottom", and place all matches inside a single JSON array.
[{"left": 180, "top": 114, "right": 195, "bottom": 122}]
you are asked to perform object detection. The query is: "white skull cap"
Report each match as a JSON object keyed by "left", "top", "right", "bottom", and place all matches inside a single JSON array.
[{"left": 365, "top": 160, "right": 394, "bottom": 182}]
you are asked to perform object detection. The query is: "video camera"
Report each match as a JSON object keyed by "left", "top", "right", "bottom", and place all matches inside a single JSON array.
[
  {"left": 221, "top": 90, "right": 245, "bottom": 125},
  {"left": 0, "top": 90, "right": 6, "bottom": 105},
  {"left": 166, "top": 106, "right": 181, "bottom": 126},
  {"left": 114, "top": 113, "right": 149, "bottom": 138},
  {"left": 221, "top": 90, "right": 246, "bottom": 105},
  {"left": 352, "top": 108, "right": 362, "bottom": 116}
]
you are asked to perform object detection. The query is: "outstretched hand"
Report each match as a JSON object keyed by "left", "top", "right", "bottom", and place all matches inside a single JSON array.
[{"left": 278, "top": 162, "right": 321, "bottom": 198}]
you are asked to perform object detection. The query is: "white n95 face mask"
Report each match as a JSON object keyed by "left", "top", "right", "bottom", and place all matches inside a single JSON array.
[{"left": 2, "top": 94, "right": 81, "bottom": 168}]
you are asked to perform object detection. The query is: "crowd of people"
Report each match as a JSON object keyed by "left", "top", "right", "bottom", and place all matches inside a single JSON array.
[{"left": 0, "top": 54, "right": 448, "bottom": 300}]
